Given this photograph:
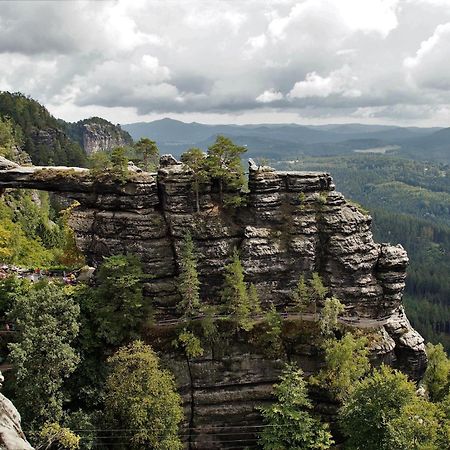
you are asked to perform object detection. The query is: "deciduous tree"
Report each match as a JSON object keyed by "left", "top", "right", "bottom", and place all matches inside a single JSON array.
[
  {"left": 8, "top": 282, "right": 80, "bottom": 432},
  {"left": 105, "top": 341, "right": 183, "bottom": 450}
]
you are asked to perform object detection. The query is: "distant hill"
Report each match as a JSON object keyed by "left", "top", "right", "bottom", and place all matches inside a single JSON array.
[
  {"left": 0, "top": 92, "right": 134, "bottom": 166},
  {"left": 122, "top": 118, "right": 446, "bottom": 162},
  {"left": 400, "top": 127, "right": 450, "bottom": 163}
]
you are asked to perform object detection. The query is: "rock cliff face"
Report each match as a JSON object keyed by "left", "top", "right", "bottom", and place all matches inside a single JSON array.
[
  {"left": 0, "top": 372, "right": 33, "bottom": 450},
  {"left": 66, "top": 118, "right": 133, "bottom": 155},
  {"left": 0, "top": 156, "right": 427, "bottom": 449}
]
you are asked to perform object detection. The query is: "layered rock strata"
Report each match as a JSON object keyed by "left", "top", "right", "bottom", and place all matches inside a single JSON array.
[{"left": 0, "top": 156, "right": 427, "bottom": 449}]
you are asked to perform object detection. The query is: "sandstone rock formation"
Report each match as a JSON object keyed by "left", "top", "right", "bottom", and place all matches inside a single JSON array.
[
  {"left": 67, "top": 118, "right": 133, "bottom": 155},
  {"left": 0, "top": 372, "right": 33, "bottom": 450},
  {"left": 0, "top": 156, "right": 427, "bottom": 449}
]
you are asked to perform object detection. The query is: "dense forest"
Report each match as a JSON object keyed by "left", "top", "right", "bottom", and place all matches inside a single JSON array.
[
  {"left": 0, "top": 92, "right": 87, "bottom": 166},
  {"left": 275, "top": 155, "right": 450, "bottom": 350}
]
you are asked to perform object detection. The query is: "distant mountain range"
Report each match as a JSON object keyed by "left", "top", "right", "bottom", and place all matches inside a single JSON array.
[{"left": 123, "top": 118, "right": 449, "bottom": 163}]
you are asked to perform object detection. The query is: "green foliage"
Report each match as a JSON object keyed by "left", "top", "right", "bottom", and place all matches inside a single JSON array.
[
  {"left": 0, "top": 116, "right": 16, "bottom": 159},
  {"left": 8, "top": 282, "right": 80, "bottom": 432},
  {"left": 110, "top": 147, "right": 129, "bottom": 182},
  {"left": 206, "top": 135, "right": 246, "bottom": 205},
  {"left": 247, "top": 283, "right": 262, "bottom": 314},
  {"left": 258, "top": 364, "right": 333, "bottom": 450},
  {"left": 310, "top": 272, "right": 328, "bottom": 313},
  {"left": 340, "top": 365, "right": 445, "bottom": 450},
  {"left": 134, "top": 137, "right": 159, "bottom": 171},
  {"left": 93, "top": 254, "right": 147, "bottom": 346},
  {"left": 39, "top": 422, "right": 80, "bottom": 450},
  {"left": 260, "top": 304, "right": 284, "bottom": 358},
  {"left": 319, "top": 297, "right": 345, "bottom": 337},
  {"left": 277, "top": 154, "right": 450, "bottom": 350},
  {"left": 88, "top": 147, "right": 129, "bottom": 183},
  {"left": 312, "top": 333, "right": 369, "bottom": 401},
  {"left": 177, "top": 232, "right": 201, "bottom": 317},
  {"left": 292, "top": 274, "right": 309, "bottom": 314},
  {"left": 175, "top": 328, "right": 204, "bottom": 358},
  {"left": 221, "top": 248, "right": 253, "bottom": 331},
  {"left": 88, "top": 151, "right": 110, "bottom": 178},
  {"left": 0, "top": 91, "right": 87, "bottom": 166},
  {"left": 105, "top": 341, "right": 183, "bottom": 450},
  {"left": 424, "top": 342, "right": 450, "bottom": 402},
  {"left": 181, "top": 147, "right": 209, "bottom": 212}
]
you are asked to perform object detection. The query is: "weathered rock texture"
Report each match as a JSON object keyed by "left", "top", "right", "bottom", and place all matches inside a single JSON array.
[
  {"left": 0, "top": 373, "right": 33, "bottom": 450},
  {"left": 0, "top": 156, "right": 427, "bottom": 449},
  {"left": 67, "top": 118, "right": 133, "bottom": 155}
]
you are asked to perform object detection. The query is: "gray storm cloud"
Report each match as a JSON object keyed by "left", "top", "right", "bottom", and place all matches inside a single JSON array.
[{"left": 1, "top": 0, "right": 450, "bottom": 124}]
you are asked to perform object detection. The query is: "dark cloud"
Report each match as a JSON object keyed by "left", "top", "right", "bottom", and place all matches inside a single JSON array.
[{"left": 1, "top": 0, "right": 450, "bottom": 124}]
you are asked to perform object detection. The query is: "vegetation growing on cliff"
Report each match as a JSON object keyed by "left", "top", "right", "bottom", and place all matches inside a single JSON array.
[
  {"left": 259, "top": 364, "right": 334, "bottom": 450},
  {"left": 105, "top": 341, "right": 183, "bottom": 450},
  {"left": 276, "top": 155, "right": 450, "bottom": 351}
]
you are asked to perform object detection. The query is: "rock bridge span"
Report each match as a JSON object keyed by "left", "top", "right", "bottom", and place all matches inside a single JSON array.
[{"left": 0, "top": 155, "right": 426, "bottom": 375}]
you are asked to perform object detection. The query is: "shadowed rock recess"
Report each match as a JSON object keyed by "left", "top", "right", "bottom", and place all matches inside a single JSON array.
[{"left": 0, "top": 155, "right": 427, "bottom": 448}]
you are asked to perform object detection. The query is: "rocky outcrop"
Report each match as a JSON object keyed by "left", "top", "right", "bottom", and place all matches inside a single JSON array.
[
  {"left": 0, "top": 156, "right": 427, "bottom": 449},
  {"left": 67, "top": 118, "right": 133, "bottom": 155},
  {"left": 0, "top": 372, "right": 33, "bottom": 450}
]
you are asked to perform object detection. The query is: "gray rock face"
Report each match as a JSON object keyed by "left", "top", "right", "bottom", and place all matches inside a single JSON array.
[
  {"left": 81, "top": 122, "right": 133, "bottom": 155},
  {"left": 0, "top": 156, "right": 427, "bottom": 448},
  {"left": 0, "top": 373, "right": 33, "bottom": 450}
]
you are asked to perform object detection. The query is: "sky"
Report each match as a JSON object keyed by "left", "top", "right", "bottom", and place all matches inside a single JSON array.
[{"left": 1, "top": 0, "right": 450, "bottom": 126}]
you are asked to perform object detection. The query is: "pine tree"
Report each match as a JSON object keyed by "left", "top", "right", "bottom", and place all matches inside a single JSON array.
[
  {"left": 292, "top": 274, "right": 310, "bottom": 317},
  {"left": 247, "top": 283, "right": 262, "bottom": 314},
  {"left": 177, "top": 232, "right": 201, "bottom": 317},
  {"left": 180, "top": 147, "right": 209, "bottom": 212},
  {"left": 221, "top": 248, "right": 252, "bottom": 330},
  {"left": 259, "top": 364, "right": 333, "bottom": 450}
]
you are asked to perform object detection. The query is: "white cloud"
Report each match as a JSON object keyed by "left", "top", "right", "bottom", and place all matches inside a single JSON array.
[
  {"left": 404, "top": 22, "right": 450, "bottom": 90},
  {"left": 1, "top": 0, "right": 450, "bottom": 125},
  {"left": 256, "top": 89, "right": 284, "bottom": 103},
  {"left": 288, "top": 66, "right": 361, "bottom": 99}
]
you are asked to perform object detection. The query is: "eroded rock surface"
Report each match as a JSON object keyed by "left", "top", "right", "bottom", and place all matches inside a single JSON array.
[
  {"left": 0, "top": 156, "right": 427, "bottom": 449},
  {"left": 0, "top": 373, "right": 33, "bottom": 450}
]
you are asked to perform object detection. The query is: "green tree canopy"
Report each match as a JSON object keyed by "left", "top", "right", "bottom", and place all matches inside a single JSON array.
[
  {"left": 206, "top": 135, "right": 246, "bottom": 205},
  {"left": 105, "top": 341, "right": 183, "bottom": 450},
  {"left": 258, "top": 364, "right": 333, "bottom": 450},
  {"left": 134, "top": 138, "right": 159, "bottom": 172},
  {"left": 180, "top": 147, "right": 209, "bottom": 212},
  {"left": 312, "top": 333, "right": 369, "bottom": 401},
  {"left": 94, "top": 254, "right": 148, "bottom": 346},
  {"left": 340, "top": 365, "right": 445, "bottom": 450},
  {"left": 8, "top": 282, "right": 80, "bottom": 433},
  {"left": 424, "top": 342, "right": 450, "bottom": 402}
]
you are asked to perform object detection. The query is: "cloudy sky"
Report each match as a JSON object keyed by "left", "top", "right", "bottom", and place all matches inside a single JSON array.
[{"left": 1, "top": 0, "right": 450, "bottom": 126}]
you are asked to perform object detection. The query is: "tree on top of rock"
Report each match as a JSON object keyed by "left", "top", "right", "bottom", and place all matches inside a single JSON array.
[
  {"left": 134, "top": 138, "right": 159, "bottom": 172},
  {"left": 206, "top": 135, "right": 246, "bottom": 206},
  {"left": 180, "top": 147, "right": 209, "bottom": 212}
]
